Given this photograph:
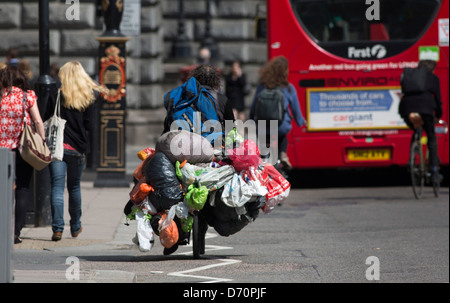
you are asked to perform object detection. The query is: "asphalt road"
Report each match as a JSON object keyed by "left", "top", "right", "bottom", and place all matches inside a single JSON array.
[{"left": 13, "top": 180, "right": 449, "bottom": 284}]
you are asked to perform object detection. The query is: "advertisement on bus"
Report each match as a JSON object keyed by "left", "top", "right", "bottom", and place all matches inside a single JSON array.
[{"left": 266, "top": 0, "right": 449, "bottom": 169}]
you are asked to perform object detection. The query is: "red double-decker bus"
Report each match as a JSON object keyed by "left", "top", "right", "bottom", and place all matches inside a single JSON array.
[{"left": 266, "top": 0, "right": 449, "bottom": 170}]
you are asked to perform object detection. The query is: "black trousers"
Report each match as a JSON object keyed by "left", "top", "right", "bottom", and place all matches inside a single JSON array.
[
  {"left": 403, "top": 114, "right": 440, "bottom": 168},
  {"left": 14, "top": 149, "right": 34, "bottom": 238}
]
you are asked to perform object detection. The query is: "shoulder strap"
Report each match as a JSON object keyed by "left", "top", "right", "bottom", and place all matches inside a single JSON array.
[
  {"left": 54, "top": 89, "right": 61, "bottom": 116},
  {"left": 22, "top": 90, "right": 28, "bottom": 129},
  {"left": 22, "top": 90, "right": 27, "bottom": 119}
]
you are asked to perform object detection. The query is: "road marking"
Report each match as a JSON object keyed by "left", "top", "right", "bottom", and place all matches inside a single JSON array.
[
  {"left": 169, "top": 232, "right": 241, "bottom": 283},
  {"left": 167, "top": 258, "right": 241, "bottom": 283}
]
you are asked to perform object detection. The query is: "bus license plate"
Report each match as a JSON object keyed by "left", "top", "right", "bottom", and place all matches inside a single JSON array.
[{"left": 347, "top": 149, "right": 391, "bottom": 161}]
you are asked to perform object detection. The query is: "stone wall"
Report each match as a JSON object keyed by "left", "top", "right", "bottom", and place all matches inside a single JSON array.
[
  {"left": 0, "top": 0, "right": 266, "bottom": 103},
  {"left": 0, "top": 0, "right": 267, "bottom": 145}
]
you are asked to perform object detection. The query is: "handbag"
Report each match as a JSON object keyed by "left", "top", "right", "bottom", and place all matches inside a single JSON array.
[
  {"left": 18, "top": 91, "right": 52, "bottom": 171},
  {"left": 44, "top": 89, "right": 66, "bottom": 161}
]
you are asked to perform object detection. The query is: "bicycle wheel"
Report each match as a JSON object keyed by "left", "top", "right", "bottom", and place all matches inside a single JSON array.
[
  {"left": 410, "top": 141, "right": 424, "bottom": 199},
  {"left": 192, "top": 214, "right": 200, "bottom": 259}
]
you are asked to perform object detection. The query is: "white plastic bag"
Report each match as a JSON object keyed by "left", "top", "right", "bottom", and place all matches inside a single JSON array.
[
  {"left": 141, "top": 197, "right": 158, "bottom": 215},
  {"left": 221, "top": 173, "right": 253, "bottom": 208},
  {"left": 179, "top": 162, "right": 234, "bottom": 191},
  {"left": 175, "top": 201, "right": 189, "bottom": 219},
  {"left": 134, "top": 211, "right": 154, "bottom": 252},
  {"left": 243, "top": 166, "right": 269, "bottom": 197},
  {"left": 44, "top": 90, "right": 66, "bottom": 161}
]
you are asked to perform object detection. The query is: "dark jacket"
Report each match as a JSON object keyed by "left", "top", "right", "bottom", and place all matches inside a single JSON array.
[
  {"left": 44, "top": 91, "right": 94, "bottom": 154},
  {"left": 399, "top": 72, "right": 443, "bottom": 119},
  {"left": 225, "top": 73, "right": 247, "bottom": 111}
]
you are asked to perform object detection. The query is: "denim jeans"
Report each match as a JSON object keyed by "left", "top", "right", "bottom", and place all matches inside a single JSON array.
[{"left": 49, "top": 149, "right": 86, "bottom": 234}]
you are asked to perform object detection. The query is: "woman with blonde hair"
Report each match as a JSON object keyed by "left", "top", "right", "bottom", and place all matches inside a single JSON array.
[
  {"left": 44, "top": 61, "right": 108, "bottom": 241},
  {"left": 250, "top": 56, "right": 306, "bottom": 170}
]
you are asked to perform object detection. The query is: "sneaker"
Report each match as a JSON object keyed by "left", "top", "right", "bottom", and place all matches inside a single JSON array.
[{"left": 52, "top": 232, "right": 62, "bottom": 241}]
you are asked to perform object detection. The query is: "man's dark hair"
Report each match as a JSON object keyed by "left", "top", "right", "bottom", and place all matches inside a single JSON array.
[{"left": 189, "top": 64, "right": 221, "bottom": 90}]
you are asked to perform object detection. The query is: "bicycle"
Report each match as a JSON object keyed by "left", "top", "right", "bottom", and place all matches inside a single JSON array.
[{"left": 408, "top": 113, "right": 446, "bottom": 199}]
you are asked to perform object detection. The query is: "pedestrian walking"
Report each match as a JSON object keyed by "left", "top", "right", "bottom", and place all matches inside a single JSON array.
[
  {"left": 44, "top": 61, "right": 108, "bottom": 241},
  {"left": 249, "top": 56, "right": 306, "bottom": 169},
  {"left": 225, "top": 60, "right": 250, "bottom": 122},
  {"left": 0, "top": 65, "right": 46, "bottom": 244}
]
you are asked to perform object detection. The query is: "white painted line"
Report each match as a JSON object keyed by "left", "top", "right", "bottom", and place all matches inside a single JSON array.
[
  {"left": 167, "top": 258, "right": 241, "bottom": 283},
  {"left": 169, "top": 231, "right": 241, "bottom": 283},
  {"left": 176, "top": 244, "right": 234, "bottom": 256}
]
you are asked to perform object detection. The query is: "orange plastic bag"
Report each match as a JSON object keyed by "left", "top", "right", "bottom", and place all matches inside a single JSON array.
[
  {"left": 129, "top": 179, "right": 154, "bottom": 204},
  {"left": 133, "top": 150, "right": 156, "bottom": 180},
  {"left": 158, "top": 211, "right": 179, "bottom": 249},
  {"left": 137, "top": 147, "right": 156, "bottom": 161}
]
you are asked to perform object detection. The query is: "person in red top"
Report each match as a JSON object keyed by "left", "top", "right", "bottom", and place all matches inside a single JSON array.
[{"left": 0, "top": 65, "right": 46, "bottom": 244}]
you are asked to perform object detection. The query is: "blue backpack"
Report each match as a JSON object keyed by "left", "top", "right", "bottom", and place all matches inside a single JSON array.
[{"left": 163, "top": 77, "right": 223, "bottom": 144}]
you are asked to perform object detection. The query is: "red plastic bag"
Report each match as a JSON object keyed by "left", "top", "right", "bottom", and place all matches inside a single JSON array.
[
  {"left": 260, "top": 164, "right": 291, "bottom": 214},
  {"left": 227, "top": 139, "right": 262, "bottom": 172}
]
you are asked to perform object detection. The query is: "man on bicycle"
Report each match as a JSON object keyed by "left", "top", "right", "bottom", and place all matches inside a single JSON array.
[{"left": 399, "top": 60, "right": 443, "bottom": 183}]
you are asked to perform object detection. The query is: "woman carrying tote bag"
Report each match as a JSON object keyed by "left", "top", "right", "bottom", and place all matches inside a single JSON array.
[
  {"left": 0, "top": 65, "right": 46, "bottom": 244},
  {"left": 43, "top": 61, "right": 108, "bottom": 241}
]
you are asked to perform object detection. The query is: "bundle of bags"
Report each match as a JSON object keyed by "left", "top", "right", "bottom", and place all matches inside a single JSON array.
[{"left": 124, "top": 129, "right": 291, "bottom": 253}]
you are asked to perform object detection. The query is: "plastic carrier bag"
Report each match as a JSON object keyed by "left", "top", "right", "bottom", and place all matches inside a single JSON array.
[
  {"left": 260, "top": 164, "right": 291, "bottom": 214},
  {"left": 227, "top": 139, "right": 262, "bottom": 172},
  {"left": 134, "top": 211, "right": 154, "bottom": 252},
  {"left": 185, "top": 184, "right": 209, "bottom": 210},
  {"left": 145, "top": 152, "right": 184, "bottom": 212},
  {"left": 177, "top": 161, "right": 235, "bottom": 191},
  {"left": 158, "top": 205, "right": 179, "bottom": 249},
  {"left": 221, "top": 169, "right": 268, "bottom": 208}
]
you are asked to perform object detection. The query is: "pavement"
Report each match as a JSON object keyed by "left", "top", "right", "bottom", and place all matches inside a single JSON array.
[{"left": 11, "top": 145, "right": 148, "bottom": 283}]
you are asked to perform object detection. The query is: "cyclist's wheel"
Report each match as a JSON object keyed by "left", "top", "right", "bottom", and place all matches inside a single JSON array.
[
  {"left": 192, "top": 214, "right": 200, "bottom": 259},
  {"left": 410, "top": 141, "right": 424, "bottom": 199}
]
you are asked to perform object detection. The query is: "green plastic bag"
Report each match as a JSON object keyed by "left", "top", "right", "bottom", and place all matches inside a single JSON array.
[
  {"left": 185, "top": 184, "right": 208, "bottom": 210},
  {"left": 180, "top": 215, "right": 194, "bottom": 233}
]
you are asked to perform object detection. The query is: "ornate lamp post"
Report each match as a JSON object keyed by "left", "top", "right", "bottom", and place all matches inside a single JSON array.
[
  {"left": 172, "top": 0, "right": 191, "bottom": 59},
  {"left": 200, "top": 0, "right": 219, "bottom": 61},
  {"left": 94, "top": 0, "right": 130, "bottom": 187}
]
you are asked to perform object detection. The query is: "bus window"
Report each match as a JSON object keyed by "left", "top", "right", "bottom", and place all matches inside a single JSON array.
[{"left": 290, "top": 0, "right": 440, "bottom": 58}]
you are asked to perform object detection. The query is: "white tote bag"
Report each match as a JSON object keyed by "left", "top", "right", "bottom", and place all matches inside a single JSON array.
[{"left": 44, "top": 89, "right": 66, "bottom": 161}]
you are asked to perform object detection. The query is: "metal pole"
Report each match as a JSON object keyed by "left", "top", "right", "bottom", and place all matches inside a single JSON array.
[
  {"left": 200, "top": 0, "right": 219, "bottom": 61},
  {"left": 172, "top": 0, "right": 192, "bottom": 59},
  {"left": 33, "top": 0, "right": 56, "bottom": 226}
]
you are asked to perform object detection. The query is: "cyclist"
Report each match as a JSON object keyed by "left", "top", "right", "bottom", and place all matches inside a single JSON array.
[{"left": 399, "top": 60, "right": 443, "bottom": 183}]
